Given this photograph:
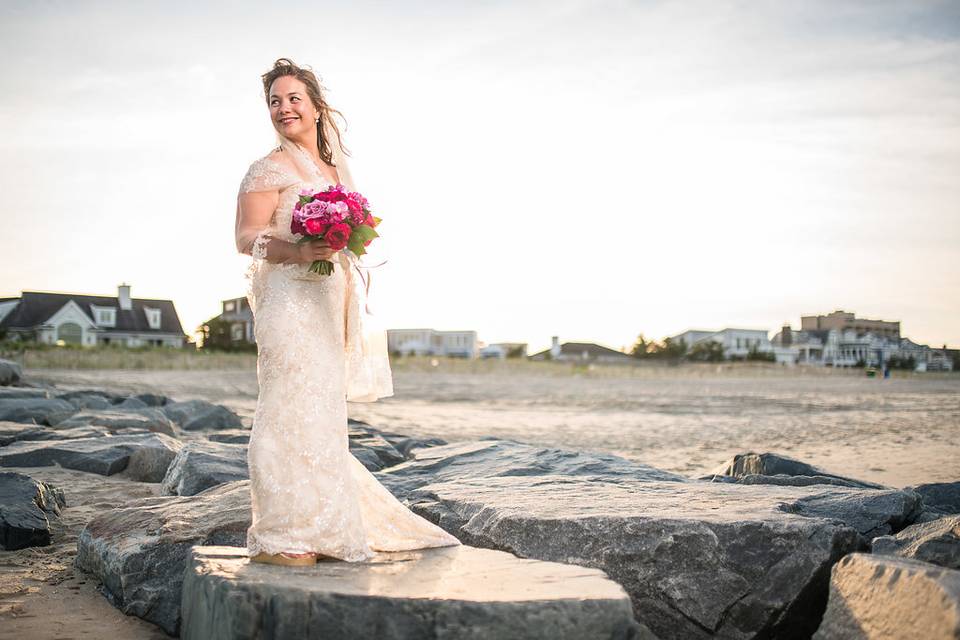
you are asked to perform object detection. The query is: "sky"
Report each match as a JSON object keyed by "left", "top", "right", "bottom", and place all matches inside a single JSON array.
[{"left": 1, "top": 0, "right": 958, "bottom": 354}]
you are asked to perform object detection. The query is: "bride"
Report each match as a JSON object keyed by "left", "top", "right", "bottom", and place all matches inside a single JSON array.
[{"left": 234, "top": 58, "right": 461, "bottom": 566}]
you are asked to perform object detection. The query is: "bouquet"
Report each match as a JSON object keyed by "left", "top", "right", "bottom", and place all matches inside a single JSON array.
[{"left": 290, "top": 184, "right": 381, "bottom": 276}]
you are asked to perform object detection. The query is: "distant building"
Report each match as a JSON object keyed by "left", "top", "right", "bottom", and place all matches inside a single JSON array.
[
  {"left": 801, "top": 310, "right": 900, "bottom": 340},
  {"left": 0, "top": 285, "right": 186, "bottom": 347},
  {"left": 529, "top": 336, "right": 633, "bottom": 363},
  {"left": 479, "top": 342, "right": 528, "bottom": 359},
  {"left": 199, "top": 297, "right": 256, "bottom": 348},
  {"left": 668, "top": 328, "right": 773, "bottom": 358},
  {"left": 387, "top": 328, "right": 478, "bottom": 358}
]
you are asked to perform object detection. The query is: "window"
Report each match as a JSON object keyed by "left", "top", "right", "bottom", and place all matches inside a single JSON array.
[
  {"left": 91, "top": 305, "right": 116, "bottom": 327},
  {"left": 225, "top": 301, "right": 235, "bottom": 312},
  {"left": 231, "top": 324, "right": 244, "bottom": 341},
  {"left": 144, "top": 306, "right": 162, "bottom": 330}
]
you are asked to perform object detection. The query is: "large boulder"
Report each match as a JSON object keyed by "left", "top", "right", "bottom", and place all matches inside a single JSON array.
[
  {"left": 56, "top": 389, "right": 125, "bottom": 404},
  {"left": 0, "top": 397, "right": 77, "bottom": 425},
  {"left": 161, "top": 399, "right": 242, "bottom": 431},
  {"left": 0, "top": 358, "right": 22, "bottom": 386},
  {"left": 53, "top": 408, "right": 177, "bottom": 437},
  {"left": 0, "top": 433, "right": 181, "bottom": 481},
  {"left": 909, "top": 481, "right": 960, "bottom": 517},
  {"left": 813, "top": 553, "right": 960, "bottom": 639},
  {"left": 0, "top": 387, "right": 49, "bottom": 400},
  {"left": 390, "top": 464, "right": 920, "bottom": 639},
  {"left": 348, "top": 418, "right": 447, "bottom": 459},
  {"left": 206, "top": 429, "right": 250, "bottom": 445},
  {"left": 0, "top": 471, "right": 65, "bottom": 550},
  {"left": 347, "top": 429, "right": 406, "bottom": 469},
  {"left": 376, "top": 439, "right": 687, "bottom": 497},
  {"left": 705, "top": 452, "right": 887, "bottom": 489},
  {"left": 181, "top": 545, "right": 651, "bottom": 640},
  {"left": 873, "top": 515, "right": 960, "bottom": 570},
  {"left": 75, "top": 481, "right": 251, "bottom": 635},
  {"left": 161, "top": 441, "right": 249, "bottom": 496}
]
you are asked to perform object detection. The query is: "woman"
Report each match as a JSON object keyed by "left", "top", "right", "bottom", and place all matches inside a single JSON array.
[{"left": 234, "top": 58, "right": 461, "bottom": 566}]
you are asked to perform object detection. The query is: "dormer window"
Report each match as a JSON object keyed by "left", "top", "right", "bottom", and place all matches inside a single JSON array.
[
  {"left": 91, "top": 304, "right": 116, "bottom": 327},
  {"left": 224, "top": 301, "right": 235, "bottom": 312},
  {"left": 144, "top": 306, "right": 162, "bottom": 330}
]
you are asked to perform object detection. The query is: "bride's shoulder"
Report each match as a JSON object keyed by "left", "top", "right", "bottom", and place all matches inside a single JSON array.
[{"left": 239, "top": 148, "right": 298, "bottom": 194}]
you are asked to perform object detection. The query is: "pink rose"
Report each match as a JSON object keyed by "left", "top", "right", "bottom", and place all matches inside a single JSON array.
[{"left": 324, "top": 222, "right": 351, "bottom": 251}]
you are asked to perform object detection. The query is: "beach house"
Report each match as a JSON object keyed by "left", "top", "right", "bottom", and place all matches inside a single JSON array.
[{"left": 0, "top": 285, "right": 186, "bottom": 347}]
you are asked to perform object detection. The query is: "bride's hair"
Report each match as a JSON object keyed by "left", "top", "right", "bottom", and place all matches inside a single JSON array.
[{"left": 261, "top": 58, "right": 351, "bottom": 166}]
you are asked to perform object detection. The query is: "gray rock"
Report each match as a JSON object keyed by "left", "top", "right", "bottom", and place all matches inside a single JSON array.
[
  {"left": 908, "top": 482, "right": 960, "bottom": 516},
  {"left": 161, "top": 399, "right": 242, "bottom": 431},
  {"left": 347, "top": 430, "right": 406, "bottom": 469},
  {"left": 737, "top": 473, "right": 878, "bottom": 489},
  {"left": 872, "top": 515, "right": 960, "bottom": 570},
  {"left": 63, "top": 394, "right": 112, "bottom": 411},
  {"left": 0, "top": 433, "right": 181, "bottom": 479},
  {"left": 0, "top": 397, "right": 77, "bottom": 425},
  {"left": 0, "top": 471, "right": 65, "bottom": 550},
  {"left": 0, "top": 421, "right": 108, "bottom": 446},
  {"left": 161, "top": 442, "right": 249, "bottom": 496},
  {"left": 813, "top": 553, "right": 960, "bottom": 639},
  {"left": 706, "top": 451, "right": 887, "bottom": 489},
  {"left": 0, "top": 359, "right": 22, "bottom": 386},
  {"left": 0, "top": 387, "right": 50, "bottom": 400},
  {"left": 375, "top": 439, "right": 687, "bottom": 497},
  {"left": 181, "top": 545, "right": 651, "bottom": 640},
  {"left": 390, "top": 462, "right": 919, "bottom": 638},
  {"left": 114, "top": 396, "right": 148, "bottom": 410},
  {"left": 206, "top": 429, "right": 250, "bottom": 444},
  {"left": 56, "top": 389, "right": 124, "bottom": 404},
  {"left": 133, "top": 393, "right": 170, "bottom": 407},
  {"left": 75, "top": 481, "right": 251, "bottom": 635},
  {"left": 54, "top": 408, "right": 177, "bottom": 437}
]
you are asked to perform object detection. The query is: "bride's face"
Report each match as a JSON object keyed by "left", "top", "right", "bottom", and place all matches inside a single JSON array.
[{"left": 268, "top": 75, "right": 319, "bottom": 140}]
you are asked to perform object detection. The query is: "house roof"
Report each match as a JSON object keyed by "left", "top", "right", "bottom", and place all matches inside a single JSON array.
[
  {"left": 0, "top": 290, "right": 186, "bottom": 335},
  {"left": 530, "top": 341, "right": 630, "bottom": 358}
]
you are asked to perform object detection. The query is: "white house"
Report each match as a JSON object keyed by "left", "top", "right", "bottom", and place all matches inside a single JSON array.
[
  {"left": 387, "top": 328, "right": 478, "bottom": 358},
  {"left": 0, "top": 284, "right": 187, "bottom": 347},
  {"left": 479, "top": 342, "right": 528, "bottom": 359},
  {"left": 668, "top": 328, "right": 773, "bottom": 358}
]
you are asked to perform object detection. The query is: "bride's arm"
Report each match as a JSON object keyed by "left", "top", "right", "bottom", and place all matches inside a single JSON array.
[{"left": 235, "top": 190, "right": 303, "bottom": 264}]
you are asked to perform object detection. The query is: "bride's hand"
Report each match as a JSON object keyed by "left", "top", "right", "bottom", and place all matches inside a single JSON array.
[{"left": 298, "top": 238, "right": 339, "bottom": 263}]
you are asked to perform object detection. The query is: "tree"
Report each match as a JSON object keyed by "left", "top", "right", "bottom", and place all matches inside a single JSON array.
[
  {"left": 688, "top": 340, "right": 725, "bottom": 362},
  {"left": 197, "top": 318, "right": 255, "bottom": 352}
]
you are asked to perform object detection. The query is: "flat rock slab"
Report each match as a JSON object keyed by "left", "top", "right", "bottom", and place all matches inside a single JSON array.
[
  {"left": 54, "top": 408, "right": 177, "bottom": 437},
  {"left": 75, "top": 481, "right": 252, "bottom": 635},
  {"left": 0, "top": 387, "right": 50, "bottom": 400},
  {"left": 0, "top": 433, "right": 181, "bottom": 481},
  {"left": 0, "top": 421, "right": 108, "bottom": 446},
  {"left": 0, "top": 397, "right": 77, "bottom": 425},
  {"left": 873, "top": 515, "right": 960, "bottom": 570},
  {"left": 161, "top": 441, "right": 249, "bottom": 496},
  {"left": 400, "top": 474, "right": 920, "bottom": 640},
  {"left": 813, "top": 552, "right": 960, "bottom": 639},
  {"left": 181, "top": 545, "right": 650, "bottom": 640},
  {"left": 0, "top": 471, "right": 65, "bottom": 550},
  {"left": 162, "top": 399, "right": 242, "bottom": 431}
]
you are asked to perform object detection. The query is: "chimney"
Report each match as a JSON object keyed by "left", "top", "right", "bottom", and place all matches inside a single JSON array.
[
  {"left": 118, "top": 283, "right": 132, "bottom": 311},
  {"left": 781, "top": 324, "right": 792, "bottom": 347},
  {"left": 550, "top": 335, "right": 561, "bottom": 358}
]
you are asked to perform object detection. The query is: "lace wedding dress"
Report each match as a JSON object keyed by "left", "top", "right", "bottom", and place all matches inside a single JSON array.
[{"left": 236, "top": 128, "right": 461, "bottom": 562}]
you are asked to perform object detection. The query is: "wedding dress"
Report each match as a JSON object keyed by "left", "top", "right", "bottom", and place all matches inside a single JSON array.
[{"left": 235, "top": 123, "right": 461, "bottom": 561}]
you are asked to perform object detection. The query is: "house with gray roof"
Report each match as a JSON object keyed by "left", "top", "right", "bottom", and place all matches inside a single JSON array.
[
  {"left": 0, "top": 284, "right": 186, "bottom": 348},
  {"left": 529, "top": 336, "right": 633, "bottom": 363}
]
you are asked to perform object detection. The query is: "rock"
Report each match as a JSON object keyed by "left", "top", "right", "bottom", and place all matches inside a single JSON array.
[
  {"left": 375, "top": 439, "right": 687, "bottom": 497},
  {"left": 347, "top": 430, "right": 406, "bottom": 469},
  {"left": 56, "top": 389, "right": 125, "bottom": 404},
  {"left": 62, "top": 394, "right": 112, "bottom": 411},
  {"left": 206, "top": 429, "right": 250, "bottom": 444},
  {"left": 0, "top": 433, "right": 181, "bottom": 479},
  {"left": 386, "top": 450, "right": 920, "bottom": 639},
  {"left": 180, "top": 545, "right": 651, "bottom": 640},
  {"left": 133, "top": 393, "right": 170, "bottom": 407},
  {"left": 0, "top": 359, "right": 22, "bottom": 386},
  {"left": 161, "top": 399, "right": 242, "bottom": 431},
  {"left": 813, "top": 553, "right": 960, "bottom": 639},
  {"left": 0, "top": 397, "right": 77, "bottom": 425},
  {"left": 873, "top": 515, "right": 960, "bottom": 570},
  {"left": 75, "top": 481, "right": 251, "bottom": 635},
  {"left": 114, "top": 396, "right": 148, "bottom": 410},
  {"left": 161, "top": 442, "right": 248, "bottom": 496},
  {"left": 706, "top": 451, "right": 887, "bottom": 489},
  {"left": 909, "top": 482, "right": 960, "bottom": 516},
  {"left": 736, "top": 473, "right": 879, "bottom": 489},
  {"left": 0, "top": 387, "right": 49, "bottom": 400},
  {"left": 385, "top": 435, "right": 449, "bottom": 458},
  {"left": 0, "top": 421, "right": 107, "bottom": 446},
  {"left": 0, "top": 471, "right": 66, "bottom": 550},
  {"left": 54, "top": 408, "right": 177, "bottom": 437}
]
